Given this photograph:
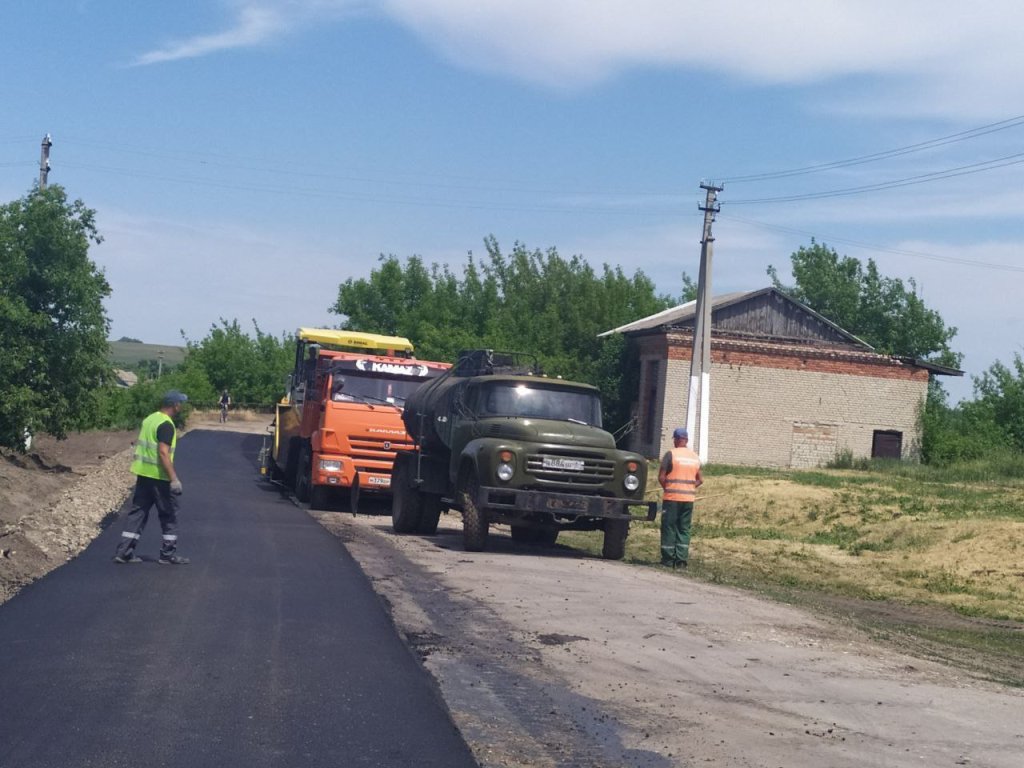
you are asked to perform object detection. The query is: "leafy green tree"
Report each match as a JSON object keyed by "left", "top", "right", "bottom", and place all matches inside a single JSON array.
[
  {"left": 971, "top": 353, "right": 1024, "bottom": 451},
  {"left": 768, "top": 240, "right": 960, "bottom": 367},
  {"left": 0, "top": 185, "right": 111, "bottom": 448},
  {"left": 182, "top": 319, "right": 293, "bottom": 406},
  {"left": 331, "top": 237, "right": 675, "bottom": 430}
]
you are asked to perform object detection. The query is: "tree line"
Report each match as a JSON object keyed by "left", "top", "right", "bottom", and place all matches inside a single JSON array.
[{"left": 1, "top": 184, "right": 1021, "bottom": 472}]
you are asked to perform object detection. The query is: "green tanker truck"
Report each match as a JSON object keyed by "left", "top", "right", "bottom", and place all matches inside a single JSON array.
[{"left": 390, "top": 350, "right": 657, "bottom": 559}]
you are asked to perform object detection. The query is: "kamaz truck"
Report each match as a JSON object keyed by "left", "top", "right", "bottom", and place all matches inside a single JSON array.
[
  {"left": 390, "top": 350, "right": 656, "bottom": 558},
  {"left": 266, "top": 329, "right": 449, "bottom": 510}
]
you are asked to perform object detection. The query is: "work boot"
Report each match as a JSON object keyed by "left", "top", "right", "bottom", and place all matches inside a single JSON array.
[{"left": 158, "top": 554, "right": 191, "bottom": 565}]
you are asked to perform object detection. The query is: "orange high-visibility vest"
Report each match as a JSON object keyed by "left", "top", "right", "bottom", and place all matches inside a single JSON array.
[{"left": 663, "top": 447, "right": 701, "bottom": 502}]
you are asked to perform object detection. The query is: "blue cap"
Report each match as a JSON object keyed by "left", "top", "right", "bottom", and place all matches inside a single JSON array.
[
  {"left": 672, "top": 427, "right": 688, "bottom": 439},
  {"left": 162, "top": 390, "right": 189, "bottom": 406}
]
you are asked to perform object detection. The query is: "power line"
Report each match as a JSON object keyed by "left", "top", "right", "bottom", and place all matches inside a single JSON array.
[
  {"left": 727, "top": 152, "right": 1024, "bottom": 205},
  {"left": 720, "top": 113, "right": 1024, "bottom": 184},
  {"left": 58, "top": 159, "right": 695, "bottom": 218},
  {"left": 719, "top": 212, "right": 1024, "bottom": 274}
]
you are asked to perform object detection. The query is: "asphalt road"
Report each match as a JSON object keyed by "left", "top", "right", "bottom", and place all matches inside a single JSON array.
[{"left": 0, "top": 430, "right": 478, "bottom": 768}]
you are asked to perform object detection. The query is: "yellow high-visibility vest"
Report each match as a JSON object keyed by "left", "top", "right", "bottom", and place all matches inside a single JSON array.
[{"left": 130, "top": 411, "right": 176, "bottom": 480}]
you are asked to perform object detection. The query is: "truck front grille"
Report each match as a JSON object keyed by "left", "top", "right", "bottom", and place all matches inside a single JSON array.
[
  {"left": 526, "top": 451, "right": 614, "bottom": 487},
  {"left": 348, "top": 435, "right": 415, "bottom": 473}
]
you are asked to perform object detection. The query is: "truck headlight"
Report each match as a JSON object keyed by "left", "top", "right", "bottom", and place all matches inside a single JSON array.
[
  {"left": 319, "top": 459, "right": 343, "bottom": 473},
  {"left": 496, "top": 450, "right": 514, "bottom": 482},
  {"left": 624, "top": 473, "right": 640, "bottom": 491}
]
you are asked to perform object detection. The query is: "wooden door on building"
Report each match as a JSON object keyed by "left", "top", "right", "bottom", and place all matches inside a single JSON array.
[{"left": 872, "top": 430, "right": 903, "bottom": 459}]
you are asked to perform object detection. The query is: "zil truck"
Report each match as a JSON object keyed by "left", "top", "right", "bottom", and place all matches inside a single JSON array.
[
  {"left": 264, "top": 328, "right": 449, "bottom": 510},
  {"left": 390, "top": 350, "right": 657, "bottom": 558}
]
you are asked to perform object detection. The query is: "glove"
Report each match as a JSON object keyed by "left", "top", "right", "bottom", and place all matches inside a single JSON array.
[{"left": 170, "top": 478, "right": 183, "bottom": 495}]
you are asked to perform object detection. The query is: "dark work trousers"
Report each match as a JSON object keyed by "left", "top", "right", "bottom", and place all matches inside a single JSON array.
[
  {"left": 660, "top": 500, "right": 694, "bottom": 566},
  {"left": 114, "top": 476, "right": 180, "bottom": 559}
]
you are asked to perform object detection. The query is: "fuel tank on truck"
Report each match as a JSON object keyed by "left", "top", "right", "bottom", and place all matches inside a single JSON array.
[{"left": 402, "top": 372, "right": 462, "bottom": 452}]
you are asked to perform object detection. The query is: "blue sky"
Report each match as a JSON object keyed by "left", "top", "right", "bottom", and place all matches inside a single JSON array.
[{"left": 3, "top": 1, "right": 1023, "bottom": 403}]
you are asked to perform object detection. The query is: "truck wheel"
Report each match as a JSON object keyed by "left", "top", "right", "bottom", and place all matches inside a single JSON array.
[
  {"left": 284, "top": 436, "right": 302, "bottom": 488},
  {"left": 459, "top": 474, "right": 489, "bottom": 552},
  {"left": 602, "top": 519, "right": 629, "bottom": 560},
  {"left": 537, "top": 528, "right": 559, "bottom": 547},
  {"left": 295, "top": 444, "right": 312, "bottom": 503},
  {"left": 416, "top": 496, "right": 443, "bottom": 535},
  {"left": 510, "top": 525, "right": 537, "bottom": 543},
  {"left": 391, "top": 459, "right": 423, "bottom": 533},
  {"left": 309, "top": 484, "right": 330, "bottom": 511}
]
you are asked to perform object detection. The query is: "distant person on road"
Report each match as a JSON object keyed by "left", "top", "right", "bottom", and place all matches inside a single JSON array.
[
  {"left": 219, "top": 389, "right": 231, "bottom": 423},
  {"left": 658, "top": 427, "right": 703, "bottom": 569},
  {"left": 113, "top": 390, "right": 190, "bottom": 565}
]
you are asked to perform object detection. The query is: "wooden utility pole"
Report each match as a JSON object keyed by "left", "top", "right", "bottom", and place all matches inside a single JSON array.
[
  {"left": 685, "top": 182, "right": 721, "bottom": 463},
  {"left": 39, "top": 134, "right": 52, "bottom": 190}
]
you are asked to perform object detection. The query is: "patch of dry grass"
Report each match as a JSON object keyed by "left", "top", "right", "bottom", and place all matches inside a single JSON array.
[{"left": 562, "top": 466, "right": 1024, "bottom": 623}]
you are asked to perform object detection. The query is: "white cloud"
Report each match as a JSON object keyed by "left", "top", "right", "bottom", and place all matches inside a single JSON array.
[
  {"left": 132, "top": 6, "right": 288, "bottom": 65},
  {"left": 380, "top": 1, "right": 1024, "bottom": 114},
  {"left": 131, "top": 2, "right": 1024, "bottom": 118}
]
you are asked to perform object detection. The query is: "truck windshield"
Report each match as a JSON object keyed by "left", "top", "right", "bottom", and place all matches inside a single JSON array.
[
  {"left": 330, "top": 372, "right": 427, "bottom": 407},
  {"left": 476, "top": 382, "right": 603, "bottom": 427}
]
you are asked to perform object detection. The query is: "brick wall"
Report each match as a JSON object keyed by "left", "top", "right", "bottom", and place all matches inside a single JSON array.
[{"left": 635, "top": 334, "right": 929, "bottom": 467}]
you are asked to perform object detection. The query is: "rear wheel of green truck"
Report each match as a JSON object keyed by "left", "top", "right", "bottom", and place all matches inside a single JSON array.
[
  {"left": 391, "top": 459, "right": 423, "bottom": 533},
  {"left": 459, "top": 473, "right": 489, "bottom": 552},
  {"left": 602, "top": 519, "right": 629, "bottom": 560},
  {"left": 416, "top": 495, "right": 443, "bottom": 535},
  {"left": 510, "top": 525, "right": 537, "bottom": 543},
  {"left": 537, "top": 528, "right": 559, "bottom": 547}
]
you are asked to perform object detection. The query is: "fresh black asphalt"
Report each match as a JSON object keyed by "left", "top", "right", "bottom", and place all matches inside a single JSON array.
[{"left": 0, "top": 430, "right": 479, "bottom": 768}]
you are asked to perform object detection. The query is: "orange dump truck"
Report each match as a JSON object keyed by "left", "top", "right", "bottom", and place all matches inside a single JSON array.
[{"left": 265, "top": 329, "right": 450, "bottom": 509}]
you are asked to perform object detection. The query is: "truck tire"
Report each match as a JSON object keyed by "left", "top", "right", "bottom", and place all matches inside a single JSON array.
[
  {"left": 602, "top": 519, "right": 629, "bottom": 560},
  {"left": 309, "top": 484, "right": 330, "bottom": 511},
  {"left": 284, "top": 436, "right": 302, "bottom": 489},
  {"left": 459, "top": 474, "right": 489, "bottom": 552},
  {"left": 416, "top": 496, "right": 443, "bottom": 535},
  {"left": 510, "top": 525, "right": 537, "bottom": 543},
  {"left": 537, "top": 528, "right": 559, "bottom": 547},
  {"left": 391, "top": 459, "right": 423, "bottom": 533},
  {"left": 295, "top": 444, "right": 312, "bottom": 503}
]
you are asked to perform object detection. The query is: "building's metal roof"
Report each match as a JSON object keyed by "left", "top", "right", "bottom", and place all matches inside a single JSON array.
[{"left": 599, "top": 287, "right": 963, "bottom": 376}]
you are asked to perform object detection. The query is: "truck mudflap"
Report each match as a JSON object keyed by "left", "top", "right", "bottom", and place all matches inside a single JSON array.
[{"left": 479, "top": 486, "right": 657, "bottom": 521}]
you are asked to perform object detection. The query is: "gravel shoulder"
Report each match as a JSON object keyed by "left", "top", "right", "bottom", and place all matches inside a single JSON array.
[{"left": 314, "top": 509, "right": 1024, "bottom": 768}]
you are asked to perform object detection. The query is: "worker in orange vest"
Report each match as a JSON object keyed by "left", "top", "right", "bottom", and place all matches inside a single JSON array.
[{"left": 657, "top": 427, "right": 703, "bottom": 568}]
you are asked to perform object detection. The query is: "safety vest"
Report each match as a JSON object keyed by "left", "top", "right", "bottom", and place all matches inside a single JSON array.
[
  {"left": 130, "top": 411, "right": 176, "bottom": 480},
  {"left": 663, "top": 446, "right": 701, "bottom": 502}
]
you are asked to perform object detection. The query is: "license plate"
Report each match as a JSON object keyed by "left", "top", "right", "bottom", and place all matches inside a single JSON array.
[
  {"left": 546, "top": 497, "right": 587, "bottom": 511},
  {"left": 542, "top": 457, "right": 585, "bottom": 472},
  {"left": 367, "top": 476, "right": 390, "bottom": 486}
]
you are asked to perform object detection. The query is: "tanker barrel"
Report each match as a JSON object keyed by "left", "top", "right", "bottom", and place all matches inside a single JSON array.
[{"left": 402, "top": 369, "right": 461, "bottom": 451}]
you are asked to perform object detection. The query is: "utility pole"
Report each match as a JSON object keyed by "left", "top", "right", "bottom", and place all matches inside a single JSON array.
[
  {"left": 38, "top": 134, "right": 52, "bottom": 190},
  {"left": 685, "top": 182, "right": 722, "bottom": 463}
]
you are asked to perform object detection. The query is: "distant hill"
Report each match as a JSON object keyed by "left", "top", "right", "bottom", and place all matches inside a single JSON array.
[{"left": 108, "top": 340, "right": 187, "bottom": 367}]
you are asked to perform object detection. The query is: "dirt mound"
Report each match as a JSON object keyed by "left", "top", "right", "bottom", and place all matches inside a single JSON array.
[{"left": 0, "top": 430, "right": 137, "bottom": 603}]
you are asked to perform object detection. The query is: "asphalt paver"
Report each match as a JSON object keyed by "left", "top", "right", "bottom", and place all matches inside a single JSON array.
[{"left": 0, "top": 430, "right": 478, "bottom": 768}]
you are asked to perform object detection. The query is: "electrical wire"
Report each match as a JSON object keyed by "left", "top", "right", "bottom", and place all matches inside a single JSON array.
[
  {"left": 727, "top": 152, "right": 1024, "bottom": 205},
  {"left": 719, "top": 212, "right": 1024, "bottom": 274},
  {"left": 720, "top": 113, "right": 1024, "bottom": 184}
]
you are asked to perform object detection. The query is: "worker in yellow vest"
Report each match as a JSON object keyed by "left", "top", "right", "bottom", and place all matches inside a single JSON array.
[
  {"left": 658, "top": 427, "right": 703, "bottom": 569},
  {"left": 113, "top": 390, "right": 190, "bottom": 565}
]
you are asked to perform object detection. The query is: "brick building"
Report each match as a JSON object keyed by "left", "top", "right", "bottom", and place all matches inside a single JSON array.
[{"left": 601, "top": 288, "right": 961, "bottom": 468}]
